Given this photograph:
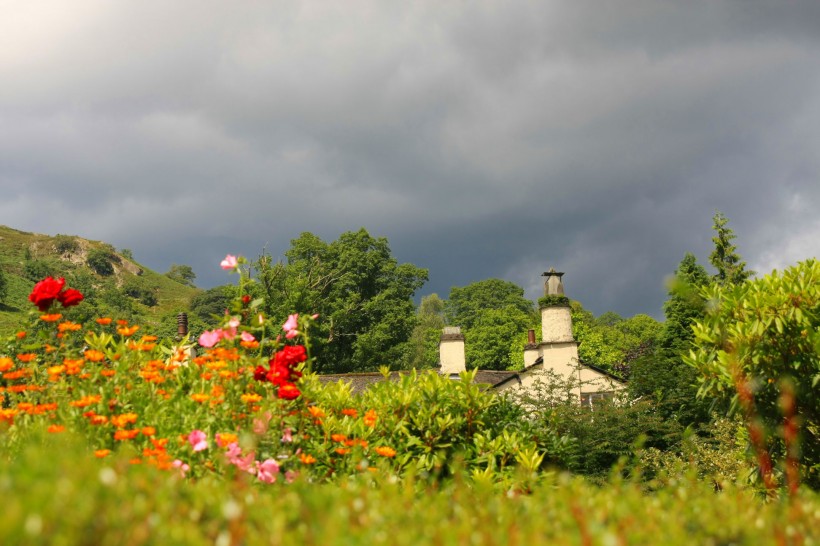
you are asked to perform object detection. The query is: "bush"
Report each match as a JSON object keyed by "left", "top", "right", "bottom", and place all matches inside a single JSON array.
[
  {"left": 687, "top": 259, "right": 820, "bottom": 489},
  {"left": 87, "top": 248, "right": 118, "bottom": 276},
  {"left": 53, "top": 234, "right": 79, "bottom": 255}
]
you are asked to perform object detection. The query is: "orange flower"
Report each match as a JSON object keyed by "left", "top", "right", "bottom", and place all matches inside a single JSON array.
[
  {"left": 334, "top": 448, "right": 350, "bottom": 455},
  {"left": 32, "top": 403, "right": 58, "bottom": 415},
  {"left": 116, "top": 319, "right": 129, "bottom": 326},
  {"left": 94, "top": 449, "right": 111, "bottom": 458},
  {"left": 141, "top": 427, "right": 156, "bottom": 436},
  {"left": 40, "top": 313, "right": 63, "bottom": 322},
  {"left": 240, "top": 393, "right": 262, "bottom": 404},
  {"left": 308, "top": 406, "right": 326, "bottom": 419},
  {"left": 100, "top": 369, "right": 116, "bottom": 377},
  {"left": 374, "top": 446, "right": 396, "bottom": 458},
  {"left": 0, "top": 357, "right": 14, "bottom": 372},
  {"left": 88, "top": 414, "right": 109, "bottom": 426},
  {"left": 363, "top": 409, "right": 378, "bottom": 427},
  {"left": 117, "top": 325, "right": 140, "bottom": 336},
  {"left": 0, "top": 409, "right": 19, "bottom": 424},
  {"left": 16, "top": 353, "right": 37, "bottom": 363},
  {"left": 345, "top": 438, "right": 368, "bottom": 448},
  {"left": 96, "top": 317, "right": 113, "bottom": 325},
  {"left": 48, "top": 365, "right": 66, "bottom": 376},
  {"left": 190, "top": 393, "right": 210, "bottom": 403},
  {"left": 84, "top": 349, "right": 106, "bottom": 362},
  {"left": 240, "top": 340, "right": 260, "bottom": 349},
  {"left": 4, "top": 369, "right": 31, "bottom": 380},
  {"left": 331, "top": 434, "right": 347, "bottom": 443},
  {"left": 111, "top": 413, "right": 138, "bottom": 428},
  {"left": 151, "top": 438, "right": 169, "bottom": 449},
  {"left": 44, "top": 344, "right": 57, "bottom": 353},
  {"left": 341, "top": 408, "right": 358, "bottom": 418},
  {"left": 17, "top": 402, "right": 34, "bottom": 413},
  {"left": 70, "top": 394, "right": 102, "bottom": 408},
  {"left": 58, "top": 321, "right": 82, "bottom": 333},
  {"left": 15, "top": 331, "right": 26, "bottom": 339},
  {"left": 141, "top": 335, "right": 158, "bottom": 342},
  {"left": 216, "top": 433, "right": 238, "bottom": 447},
  {"left": 299, "top": 453, "right": 317, "bottom": 464},
  {"left": 47, "top": 424, "right": 65, "bottom": 434},
  {"left": 114, "top": 429, "right": 140, "bottom": 441}
]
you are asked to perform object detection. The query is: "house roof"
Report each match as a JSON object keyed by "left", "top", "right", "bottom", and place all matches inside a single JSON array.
[{"left": 315, "top": 369, "right": 521, "bottom": 394}]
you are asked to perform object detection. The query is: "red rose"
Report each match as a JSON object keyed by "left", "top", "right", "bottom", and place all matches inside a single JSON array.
[
  {"left": 277, "top": 383, "right": 301, "bottom": 400},
  {"left": 253, "top": 365, "right": 268, "bottom": 382},
  {"left": 57, "top": 288, "right": 84, "bottom": 308},
  {"left": 29, "top": 277, "right": 66, "bottom": 312},
  {"left": 270, "top": 345, "right": 307, "bottom": 369}
]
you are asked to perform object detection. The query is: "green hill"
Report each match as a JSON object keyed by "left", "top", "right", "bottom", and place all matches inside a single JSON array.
[{"left": 0, "top": 225, "right": 201, "bottom": 335}]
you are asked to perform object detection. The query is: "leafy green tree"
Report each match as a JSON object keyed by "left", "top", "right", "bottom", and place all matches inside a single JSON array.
[
  {"left": 444, "top": 279, "right": 535, "bottom": 370},
  {"left": 629, "top": 253, "right": 713, "bottom": 426},
  {"left": 166, "top": 264, "right": 197, "bottom": 287},
  {"left": 405, "top": 294, "right": 446, "bottom": 369},
  {"left": 687, "top": 259, "right": 820, "bottom": 489},
  {"left": 190, "top": 286, "right": 234, "bottom": 326},
  {"left": 445, "top": 279, "right": 535, "bottom": 330},
  {"left": 465, "top": 307, "right": 532, "bottom": 370},
  {"left": 254, "top": 229, "right": 428, "bottom": 373},
  {"left": 710, "top": 211, "right": 753, "bottom": 286}
]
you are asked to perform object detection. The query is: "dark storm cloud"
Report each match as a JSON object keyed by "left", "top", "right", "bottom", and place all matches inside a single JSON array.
[{"left": 2, "top": 1, "right": 819, "bottom": 318}]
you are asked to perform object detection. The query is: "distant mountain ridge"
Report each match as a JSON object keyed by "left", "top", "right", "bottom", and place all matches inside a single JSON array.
[{"left": 0, "top": 225, "right": 200, "bottom": 333}]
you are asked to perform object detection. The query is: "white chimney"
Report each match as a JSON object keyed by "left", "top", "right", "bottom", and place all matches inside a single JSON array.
[{"left": 439, "top": 326, "right": 466, "bottom": 374}]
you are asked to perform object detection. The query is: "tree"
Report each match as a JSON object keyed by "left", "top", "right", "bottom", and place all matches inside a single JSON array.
[
  {"left": 710, "top": 211, "right": 753, "bottom": 286},
  {"left": 687, "top": 260, "right": 820, "bottom": 489},
  {"left": 405, "top": 294, "right": 446, "bottom": 369},
  {"left": 445, "top": 279, "right": 535, "bottom": 330},
  {"left": 190, "top": 286, "right": 234, "bottom": 327},
  {"left": 87, "top": 247, "right": 118, "bottom": 276},
  {"left": 166, "top": 264, "right": 197, "bottom": 287},
  {"left": 444, "top": 279, "right": 536, "bottom": 370},
  {"left": 254, "top": 229, "right": 428, "bottom": 373},
  {"left": 629, "top": 253, "right": 713, "bottom": 426}
]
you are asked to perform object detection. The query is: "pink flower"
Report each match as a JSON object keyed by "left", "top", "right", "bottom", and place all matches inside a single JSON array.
[
  {"left": 188, "top": 429, "right": 208, "bottom": 452},
  {"left": 256, "top": 458, "right": 280, "bottom": 483},
  {"left": 198, "top": 329, "right": 221, "bottom": 348},
  {"left": 241, "top": 331, "right": 256, "bottom": 343},
  {"left": 282, "top": 314, "right": 299, "bottom": 338},
  {"left": 172, "top": 459, "right": 190, "bottom": 477},
  {"left": 285, "top": 470, "right": 298, "bottom": 483},
  {"left": 281, "top": 427, "right": 293, "bottom": 443},
  {"left": 220, "top": 254, "right": 238, "bottom": 270},
  {"left": 228, "top": 317, "right": 240, "bottom": 328}
]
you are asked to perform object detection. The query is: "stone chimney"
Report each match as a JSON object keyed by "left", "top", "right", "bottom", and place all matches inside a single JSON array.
[
  {"left": 439, "top": 326, "right": 466, "bottom": 375},
  {"left": 540, "top": 269, "right": 574, "bottom": 343},
  {"left": 523, "top": 328, "right": 539, "bottom": 368}
]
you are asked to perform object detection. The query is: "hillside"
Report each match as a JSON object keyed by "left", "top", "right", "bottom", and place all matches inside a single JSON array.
[{"left": 0, "top": 225, "right": 201, "bottom": 334}]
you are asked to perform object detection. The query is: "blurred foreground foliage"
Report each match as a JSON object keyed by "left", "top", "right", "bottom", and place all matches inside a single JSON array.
[{"left": 0, "top": 429, "right": 817, "bottom": 545}]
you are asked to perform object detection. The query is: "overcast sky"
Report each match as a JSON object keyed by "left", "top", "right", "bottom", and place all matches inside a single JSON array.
[{"left": 2, "top": 1, "right": 819, "bottom": 319}]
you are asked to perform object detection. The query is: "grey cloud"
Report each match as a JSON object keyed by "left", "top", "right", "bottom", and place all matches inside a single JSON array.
[{"left": 2, "top": 0, "right": 820, "bottom": 319}]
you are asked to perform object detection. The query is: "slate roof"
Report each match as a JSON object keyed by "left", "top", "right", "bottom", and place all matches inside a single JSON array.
[{"left": 315, "top": 369, "right": 520, "bottom": 394}]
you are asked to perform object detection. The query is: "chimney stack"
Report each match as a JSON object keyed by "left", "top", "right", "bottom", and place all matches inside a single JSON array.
[
  {"left": 177, "top": 313, "right": 189, "bottom": 340},
  {"left": 439, "top": 326, "right": 466, "bottom": 375}
]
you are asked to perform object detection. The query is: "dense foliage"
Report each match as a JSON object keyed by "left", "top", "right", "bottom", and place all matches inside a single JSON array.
[
  {"left": 252, "top": 229, "right": 428, "bottom": 373},
  {"left": 687, "top": 259, "right": 820, "bottom": 489}
]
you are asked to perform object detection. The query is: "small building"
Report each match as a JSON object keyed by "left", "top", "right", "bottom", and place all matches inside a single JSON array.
[
  {"left": 317, "top": 270, "right": 625, "bottom": 405},
  {"left": 436, "top": 269, "right": 625, "bottom": 406}
]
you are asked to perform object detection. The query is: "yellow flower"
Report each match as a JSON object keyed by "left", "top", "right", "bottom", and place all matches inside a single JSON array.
[
  {"left": 375, "top": 446, "right": 396, "bottom": 458},
  {"left": 190, "top": 393, "right": 210, "bottom": 404}
]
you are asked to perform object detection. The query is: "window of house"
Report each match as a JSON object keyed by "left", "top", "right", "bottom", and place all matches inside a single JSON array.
[{"left": 580, "top": 391, "right": 614, "bottom": 408}]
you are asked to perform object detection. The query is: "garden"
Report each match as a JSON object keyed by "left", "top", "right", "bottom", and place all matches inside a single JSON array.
[{"left": 1, "top": 255, "right": 818, "bottom": 544}]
